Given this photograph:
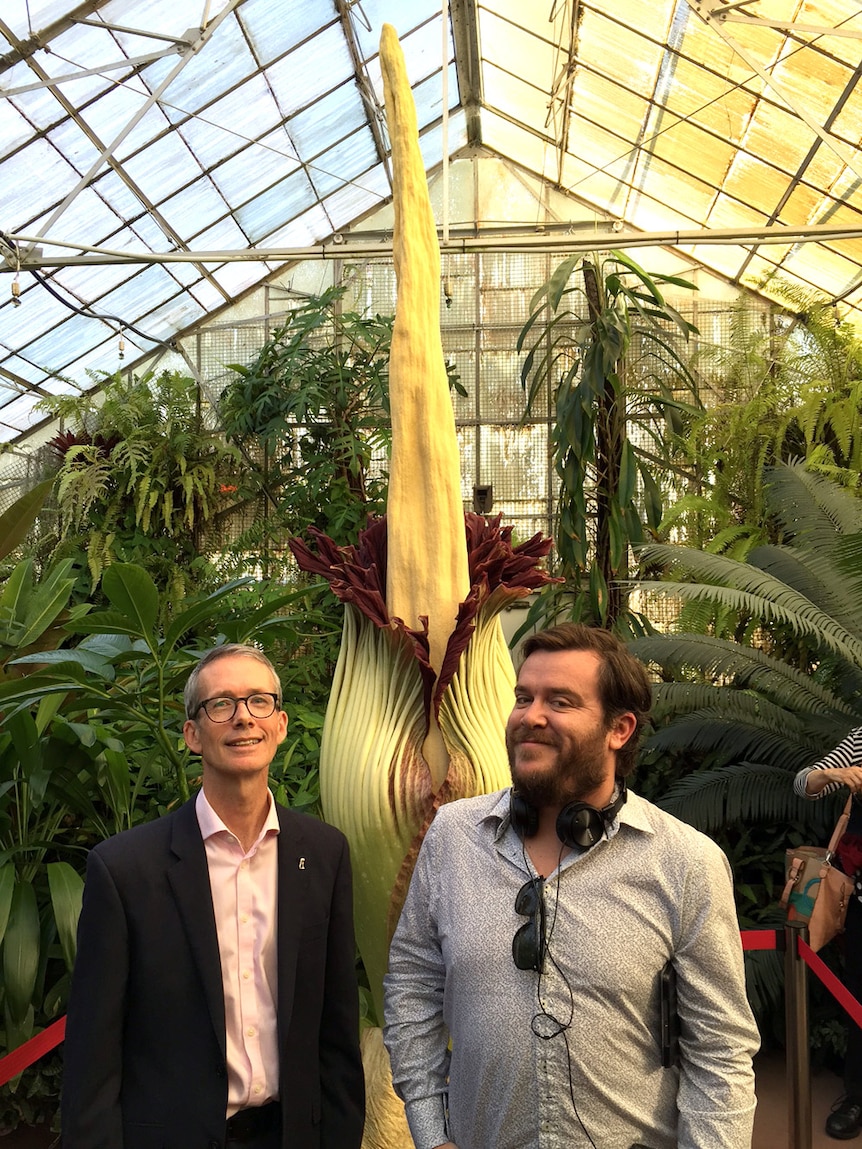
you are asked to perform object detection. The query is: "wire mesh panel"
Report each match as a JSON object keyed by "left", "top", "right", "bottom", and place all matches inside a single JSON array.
[{"left": 183, "top": 251, "right": 771, "bottom": 580}]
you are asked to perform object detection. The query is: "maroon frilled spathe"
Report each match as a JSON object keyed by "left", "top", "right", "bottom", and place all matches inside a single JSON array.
[{"left": 288, "top": 513, "right": 558, "bottom": 718}]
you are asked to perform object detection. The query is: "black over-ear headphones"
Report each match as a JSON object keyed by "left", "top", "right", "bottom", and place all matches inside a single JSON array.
[{"left": 509, "top": 783, "right": 627, "bottom": 850}]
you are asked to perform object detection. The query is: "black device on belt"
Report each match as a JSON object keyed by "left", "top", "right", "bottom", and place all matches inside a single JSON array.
[{"left": 225, "top": 1100, "right": 281, "bottom": 1143}]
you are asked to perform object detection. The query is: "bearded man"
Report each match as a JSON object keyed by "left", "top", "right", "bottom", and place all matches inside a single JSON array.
[{"left": 383, "top": 623, "right": 759, "bottom": 1149}]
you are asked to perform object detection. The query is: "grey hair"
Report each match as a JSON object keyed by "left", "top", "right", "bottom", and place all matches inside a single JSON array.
[{"left": 184, "top": 643, "right": 283, "bottom": 719}]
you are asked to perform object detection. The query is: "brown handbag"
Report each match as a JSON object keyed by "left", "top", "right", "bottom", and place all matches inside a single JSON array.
[{"left": 782, "top": 797, "right": 855, "bottom": 952}]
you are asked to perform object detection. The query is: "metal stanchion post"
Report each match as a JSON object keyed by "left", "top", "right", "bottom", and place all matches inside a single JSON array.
[{"left": 785, "top": 920, "right": 812, "bottom": 1149}]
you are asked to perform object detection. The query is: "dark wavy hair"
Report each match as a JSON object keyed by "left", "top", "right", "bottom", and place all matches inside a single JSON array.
[{"left": 520, "top": 623, "right": 651, "bottom": 778}]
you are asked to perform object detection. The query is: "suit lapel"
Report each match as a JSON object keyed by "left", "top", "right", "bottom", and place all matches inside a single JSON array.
[
  {"left": 167, "top": 797, "right": 227, "bottom": 1061},
  {"left": 276, "top": 805, "right": 305, "bottom": 1046}
]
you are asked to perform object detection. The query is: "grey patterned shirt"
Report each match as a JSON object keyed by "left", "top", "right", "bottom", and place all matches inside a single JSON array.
[{"left": 383, "top": 788, "right": 759, "bottom": 1149}]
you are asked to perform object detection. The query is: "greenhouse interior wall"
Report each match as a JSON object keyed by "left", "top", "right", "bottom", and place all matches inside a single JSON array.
[{"left": 1, "top": 154, "right": 771, "bottom": 628}]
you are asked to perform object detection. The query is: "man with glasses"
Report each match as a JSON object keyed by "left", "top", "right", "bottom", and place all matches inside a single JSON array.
[
  {"left": 62, "top": 643, "right": 365, "bottom": 1149},
  {"left": 384, "top": 623, "right": 758, "bottom": 1149}
]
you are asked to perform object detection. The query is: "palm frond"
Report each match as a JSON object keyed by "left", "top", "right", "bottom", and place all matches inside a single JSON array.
[
  {"left": 646, "top": 713, "right": 816, "bottom": 771},
  {"left": 655, "top": 761, "right": 802, "bottom": 829},
  {"left": 743, "top": 545, "right": 862, "bottom": 640},
  {"left": 766, "top": 461, "right": 862, "bottom": 539},
  {"left": 637, "top": 575, "right": 862, "bottom": 666},
  {"left": 631, "top": 634, "right": 860, "bottom": 719}
]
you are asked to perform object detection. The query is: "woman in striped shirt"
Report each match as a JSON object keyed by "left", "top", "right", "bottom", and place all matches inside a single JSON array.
[{"left": 796, "top": 730, "right": 862, "bottom": 1141}]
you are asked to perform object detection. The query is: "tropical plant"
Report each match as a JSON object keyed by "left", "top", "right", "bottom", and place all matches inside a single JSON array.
[
  {"left": 218, "top": 285, "right": 392, "bottom": 562},
  {"left": 0, "top": 478, "right": 86, "bottom": 671},
  {"left": 0, "top": 476, "right": 56, "bottom": 565},
  {"left": 629, "top": 462, "right": 862, "bottom": 1023},
  {"left": 517, "top": 250, "right": 700, "bottom": 629},
  {"left": 292, "top": 29, "right": 554, "bottom": 1148},
  {"left": 663, "top": 290, "right": 862, "bottom": 556},
  {"left": 219, "top": 283, "right": 466, "bottom": 573},
  {"left": 39, "top": 369, "right": 239, "bottom": 599}
]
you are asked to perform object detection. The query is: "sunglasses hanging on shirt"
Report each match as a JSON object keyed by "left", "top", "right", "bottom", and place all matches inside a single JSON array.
[{"left": 512, "top": 876, "right": 546, "bottom": 972}]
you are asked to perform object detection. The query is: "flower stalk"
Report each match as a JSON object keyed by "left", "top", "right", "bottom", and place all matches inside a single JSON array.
[{"left": 290, "top": 24, "right": 557, "bottom": 1025}]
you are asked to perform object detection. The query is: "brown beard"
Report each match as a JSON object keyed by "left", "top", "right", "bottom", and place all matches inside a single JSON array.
[{"left": 506, "top": 727, "right": 610, "bottom": 808}]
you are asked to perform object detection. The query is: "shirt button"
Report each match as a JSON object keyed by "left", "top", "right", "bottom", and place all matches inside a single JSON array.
[
  {"left": 253, "top": 1084, "right": 263, "bottom": 1095},
  {"left": 242, "top": 970, "right": 251, "bottom": 980},
  {"left": 241, "top": 861, "right": 249, "bottom": 870},
  {"left": 241, "top": 914, "right": 249, "bottom": 924},
  {"left": 246, "top": 1027, "right": 255, "bottom": 1037}
]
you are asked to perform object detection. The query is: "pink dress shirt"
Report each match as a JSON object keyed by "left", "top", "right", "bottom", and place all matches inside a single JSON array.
[{"left": 196, "top": 788, "right": 280, "bottom": 1117}]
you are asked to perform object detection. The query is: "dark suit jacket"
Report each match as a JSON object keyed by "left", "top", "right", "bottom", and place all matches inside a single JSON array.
[{"left": 61, "top": 797, "right": 365, "bottom": 1149}]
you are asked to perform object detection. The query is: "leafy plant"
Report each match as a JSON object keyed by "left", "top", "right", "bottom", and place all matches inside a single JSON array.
[
  {"left": 517, "top": 250, "right": 700, "bottom": 629},
  {"left": 0, "top": 477, "right": 56, "bottom": 564},
  {"left": 219, "top": 284, "right": 464, "bottom": 571},
  {"left": 219, "top": 285, "right": 393, "bottom": 559},
  {"left": 664, "top": 291, "right": 862, "bottom": 554},
  {"left": 629, "top": 462, "right": 862, "bottom": 1024},
  {"left": 39, "top": 369, "right": 239, "bottom": 599}
]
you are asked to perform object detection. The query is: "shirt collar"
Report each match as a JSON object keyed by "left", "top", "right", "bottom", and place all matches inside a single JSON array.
[{"left": 195, "top": 786, "right": 280, "bottom": 845}]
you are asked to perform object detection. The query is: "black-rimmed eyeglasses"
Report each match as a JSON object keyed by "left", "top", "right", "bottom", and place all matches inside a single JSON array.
[
  {"left": 512, "top": 876, "right": 546, "bottom": 973},
  {"left": 194, "top": 693, "right": 279, "bottom": 723}
]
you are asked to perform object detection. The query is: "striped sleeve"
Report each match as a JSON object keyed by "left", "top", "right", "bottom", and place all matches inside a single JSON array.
[{"left": 794, "top": 727, "right": 862, "bottom": 800}]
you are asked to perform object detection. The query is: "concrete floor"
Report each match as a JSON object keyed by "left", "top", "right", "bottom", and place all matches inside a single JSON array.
[{"left": 754, "top": 1048, "right": 849, "bottom": 1149}]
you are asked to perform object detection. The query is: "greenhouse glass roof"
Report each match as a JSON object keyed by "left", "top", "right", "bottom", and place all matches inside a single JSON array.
[{"left": 1, "top": 0, "right": 861, "bottom": 442}]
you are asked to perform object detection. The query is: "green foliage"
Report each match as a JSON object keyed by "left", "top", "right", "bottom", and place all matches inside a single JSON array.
[
  {"left": 0, "top": 558, "right": 82, "bottom": 667},
  {"left": 39, "top": 369, "right": 239, "bottom": 598},
  {"left": 219, "top": 284, "right": 463, "bottom": 566},
  {"left": 0, "top": 478, "right": 56, "bottom": 564},
  {"left": 219, "top": 285, "right": 393, "bottom": 557},
  {"left": 629, "top": 462, "right": 862, "bottom": 946},
  {"left": 518, "top": 250, "right": 700, "bottom": 629},
  {"left": 668, "top": 292, "right": 862, "bottom": 551},
  {"left": 628, "top": 463, "right": 862, "bottom": 1033}
]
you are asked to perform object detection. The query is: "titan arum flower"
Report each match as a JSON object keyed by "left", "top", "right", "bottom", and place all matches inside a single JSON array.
[{"left": 289, "top": 25, "right": 555, "bottom": 1026}]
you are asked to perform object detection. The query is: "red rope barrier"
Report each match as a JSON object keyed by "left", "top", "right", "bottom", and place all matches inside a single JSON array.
[
  {"left": 798, "top": 938, "right": 862, "bottom": 1032},
  {"left": 740, "top": 929, "right": 778, "bottom": 951},
  {"left": 0, "top": 1016, "right": 65, "bottom": 1088}
]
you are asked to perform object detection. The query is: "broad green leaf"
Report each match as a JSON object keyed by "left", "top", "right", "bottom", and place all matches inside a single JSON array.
[
  {"left": 638, "top": 460, "right": 663, "bottom": 530},
  {"left": 101, "top": 563, "right": 159, "bottom": 639},
  {"left": 34, "top": 692, "right": 65, "bottom": 736},
  {"left": 13, "top": 647, "right": 115, "bottom": 679},
  {"left": 618, "top": 439, "right": 637, "bottom": 507},
  {"left": 162, "top": 577, "right": 254, "bottom": 655},
  {"left": 608, "top": 504, "right": 627, "bottom": 572},
  {"left": 4, "top": 1004, "right": 35, "bottom": 1085},
  {"left": 4, "top": 711, "right": 44, "bottom": 792},
  {"left": 0, "top": 477, "right": 56, "bottom": 563},
  {"left": 3, "top": 880, "right": 40, "bottom": 1024},
  {"left": 48, "top": 862, "right": 84, "bottom": 972},
  {"left": 0, "top": 560, "right": 31, "bottom": 618},
  {"left": 0, "top": 864, "right": 15, "bottom": 947},
  {"left": 65, "top": 608, "right": 154, "bottom": 637},
  {"left": 17, "top": 578, "right": 77, "bottom": 648},
  {"left": 546, "top": 255, "right": 581, "bottom": 312}
]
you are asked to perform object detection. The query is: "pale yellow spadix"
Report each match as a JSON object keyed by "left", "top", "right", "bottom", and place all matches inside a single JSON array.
[{"left": 380, "top": 22, "right": 470, "bottom": 790}]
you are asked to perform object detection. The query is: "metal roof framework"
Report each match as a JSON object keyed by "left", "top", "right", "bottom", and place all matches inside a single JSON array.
[{"left": 0, "top": 0, "right": 861, "bottom": 443}]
